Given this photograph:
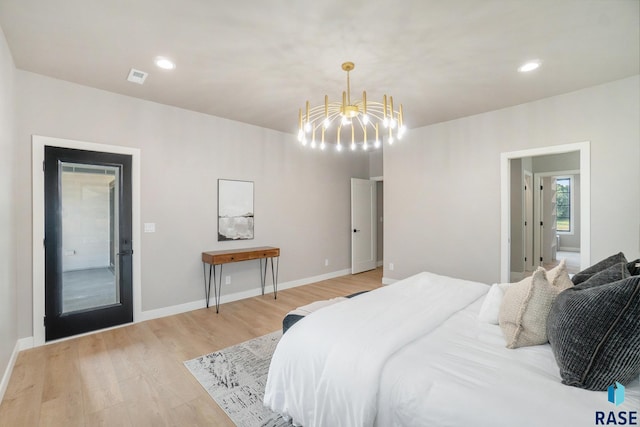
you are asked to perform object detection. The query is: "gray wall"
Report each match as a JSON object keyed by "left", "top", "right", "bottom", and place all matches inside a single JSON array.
[
  {"left": 0, "top": 27, "right": 17, "bottom": 386},
  {"left": 532, "top": 152, "right": 580, "bottom": 171},
  {"left": 14, "top": 71, "right": 369, "bottom": 338},
  {"left": 384, "top": 75, "right": 640, "bottom": 284},
  {"left": 369, "top": 149, "right": 383, "bottom": 178}
]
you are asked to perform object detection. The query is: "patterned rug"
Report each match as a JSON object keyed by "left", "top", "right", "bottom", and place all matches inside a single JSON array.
[{"left": 184, "top": 331, "right": 291, "bottom": 427}]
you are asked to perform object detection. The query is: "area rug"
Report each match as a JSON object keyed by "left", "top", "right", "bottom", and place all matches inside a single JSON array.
[{"left": 184, "top": 331, "right": 291, "bottom": 427}]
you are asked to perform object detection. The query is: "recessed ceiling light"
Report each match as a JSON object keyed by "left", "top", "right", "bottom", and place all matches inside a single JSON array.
[
  {"left": 518, "top": 61, "right": 541, "bottom": 73},
  {"left": 154, "top": 57, "right": 176, "bottom": 70}
]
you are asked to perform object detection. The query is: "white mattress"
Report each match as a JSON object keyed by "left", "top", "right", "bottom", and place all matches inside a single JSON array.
[{"left": 375, "top": 297, "right": 640, "bottom": 427}]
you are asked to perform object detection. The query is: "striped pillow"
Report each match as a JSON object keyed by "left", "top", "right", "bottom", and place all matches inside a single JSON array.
[{"left": 547, "top": 275, "right": 640, "bottom": 390}]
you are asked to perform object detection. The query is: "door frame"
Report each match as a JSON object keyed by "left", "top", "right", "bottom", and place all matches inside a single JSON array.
[
  {"left": 32, "top": 135, "right": 141, "bottom": 346},
  {"left": 371, "top": 176, "right": 383, "bottom": 267},
  {"left": 523, "top": 171, "right": 533, "bottom": 272},
  {"left": 500, "top": 142, "right": 590, "bottom": 283}
]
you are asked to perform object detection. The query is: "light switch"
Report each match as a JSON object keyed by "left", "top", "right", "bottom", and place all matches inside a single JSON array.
[{"left": 144, "top": 223, "right": 156, "bottom": 233}]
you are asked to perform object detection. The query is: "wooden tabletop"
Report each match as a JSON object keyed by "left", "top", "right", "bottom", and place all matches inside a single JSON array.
[{"left": 202, "top": 246, "right": 280, "bottom": 265}]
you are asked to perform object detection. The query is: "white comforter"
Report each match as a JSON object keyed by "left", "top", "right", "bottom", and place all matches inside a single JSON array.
[
  {"left": 376, "top": 298, "right": 640, "bottom": 426},
  {"left": 263, "top": 272, "right": 489, "bottom": 426}
]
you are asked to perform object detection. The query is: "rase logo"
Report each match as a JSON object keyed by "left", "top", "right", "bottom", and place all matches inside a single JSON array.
[
  {"left": 610, "top": 382, "right": 626, "bottom": 407},
  {"left": 595, "top": 382, "right": 638, "bottom": 425}
]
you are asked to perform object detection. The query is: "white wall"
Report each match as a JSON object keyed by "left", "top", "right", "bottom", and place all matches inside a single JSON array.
[
  {"left": 532, "top": 152, "right": 580, "bottom": 171},
  {"left": 0, "top": 25, "right": 17, "bottom": 393},
  {"left": 15, "top": 71, "right": 369, "bottom": 338},
  {"left": 384, "top": 75, "right": 640, "bottom": 284}
]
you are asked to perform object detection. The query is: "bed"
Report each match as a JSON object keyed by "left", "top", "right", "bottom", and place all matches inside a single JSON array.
[{"left": 264, "top": 269, "right": 640, "bottom": 427}]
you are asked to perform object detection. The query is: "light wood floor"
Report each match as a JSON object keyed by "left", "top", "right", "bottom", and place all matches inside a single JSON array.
[{"left": 0, "top": 268, "right": 382, "bottom": 426}]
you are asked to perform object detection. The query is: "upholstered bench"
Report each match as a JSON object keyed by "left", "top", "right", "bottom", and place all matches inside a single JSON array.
[{"left": 282, "top": 291, "right": 369, "bottom": 333}]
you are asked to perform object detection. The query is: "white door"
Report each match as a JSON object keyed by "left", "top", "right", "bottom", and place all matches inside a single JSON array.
[
  {"left": 534, "top": 175, "right": 543, "bottom": 267},
  {"left": 351, "top": 178, "right": 377, "bottom": 274},
  {"left": 535, "top": 176, "right": 557, "bottom": 266},
  {"left": 524, "top": 173, "right": 533, "bottom": 271}
]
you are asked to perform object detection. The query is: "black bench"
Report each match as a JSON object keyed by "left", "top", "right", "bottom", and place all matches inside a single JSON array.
[{"left": 282, "top": 291, "right": 369, "bottom": 333}]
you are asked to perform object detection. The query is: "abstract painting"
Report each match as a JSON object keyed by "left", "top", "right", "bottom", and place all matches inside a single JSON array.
[{"left": 218, "top": 179, "right": 254, "bottom": 241}]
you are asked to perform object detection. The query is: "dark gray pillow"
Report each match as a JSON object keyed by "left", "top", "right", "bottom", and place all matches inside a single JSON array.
[
  {"left": 547, "top": 276, "right": 640, "bottom": 391},
  {"left": 571, "top": 252, "right": 627, "bottom": 285},
  {"left": 578, "top": 262, "right": 630, "bottom": 289},
  {"left": 628, "top": 259, "right": 640, "bottom": 276}
]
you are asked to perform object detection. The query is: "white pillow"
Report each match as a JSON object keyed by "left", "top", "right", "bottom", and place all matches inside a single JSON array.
[
  {"left": 478, "top": 280, "right": 522, "bottom": 324},
  {"left": 478, "top": 262, "right": 571, "bottom": 326},
  {"left": 478, "top": 284, "right": 506, "bottom": 324}
]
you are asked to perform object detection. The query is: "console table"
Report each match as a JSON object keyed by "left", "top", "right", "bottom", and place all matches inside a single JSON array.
[{"left": 201, "top": 246, "right": 280, "bottom": 313}]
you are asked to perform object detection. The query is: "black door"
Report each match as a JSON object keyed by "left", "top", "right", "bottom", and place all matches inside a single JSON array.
[{"left": 44, "top": 146, "right": 133, "bottom": 341}]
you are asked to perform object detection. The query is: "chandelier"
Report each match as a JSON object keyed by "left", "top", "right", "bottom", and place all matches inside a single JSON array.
[{"left": 297, "top": 62, "right": 406, "bottom": 151}]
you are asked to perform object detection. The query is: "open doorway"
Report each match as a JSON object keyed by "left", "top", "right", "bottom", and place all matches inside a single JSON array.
[
  {"left": 510, "top": 153, "right": 581, "bottom": 280},
  {"left": 534, "top": 170, "right": 581, "bottom": 276},
  {"left": 500, "top": 142, "right": 590, "bottom": 283}
]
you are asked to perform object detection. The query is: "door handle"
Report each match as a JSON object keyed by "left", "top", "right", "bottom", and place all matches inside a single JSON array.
[
  {"left": 353, "top": 229, "right": 360, "bottom": 233},
  {"left": 117, "top": 250, "right": 134, "bottom": 256}
]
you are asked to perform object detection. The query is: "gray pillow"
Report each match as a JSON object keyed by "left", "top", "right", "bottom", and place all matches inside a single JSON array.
[
  {"left": 578, "top": 261, "right": 630, "bottom": 289},
  {"left": 547, "top": 275, "right": 640, "bottom": 391},
  {"left": 628, "top": 259, "right": 640, "bottom": 276},
  {"left": 571, "top": 252, "right": 627, "bottom": 285}
]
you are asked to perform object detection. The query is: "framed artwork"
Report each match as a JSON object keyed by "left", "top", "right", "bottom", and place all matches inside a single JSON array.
[{"left": 218, "top": 179, "right": 254, "bottom": 241}]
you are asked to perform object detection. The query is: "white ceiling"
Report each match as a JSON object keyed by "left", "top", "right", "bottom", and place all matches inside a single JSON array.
[{"left": 0, "top": 0, "right": 638, "bottom": 134}]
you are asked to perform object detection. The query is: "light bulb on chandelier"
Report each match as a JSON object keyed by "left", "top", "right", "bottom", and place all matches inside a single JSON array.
[{"left": 297, "top": 62, "right": 406, "bottom": 151}]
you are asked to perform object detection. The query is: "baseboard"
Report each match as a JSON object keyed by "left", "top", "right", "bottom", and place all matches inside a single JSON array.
[
  {"left": 19, "top": 269, "right": 354, "bottom": 350},
  {"left": 0, "top": 340, "right": 20, "bottom": 404},
  {"left": 17, "top": 337, "right": 33, "bottom": 351},
  {"left": 382, "top": 277, "right": 398, "bottom": 285},
  {"left": 138, "top": 268, "right": 352, "bottom": 322},
  {"left": 138, "top": 299, "right": 207, "bottom": 323},
  {"left": 376, "top": 260, "right": 383, "bottom": 267}
]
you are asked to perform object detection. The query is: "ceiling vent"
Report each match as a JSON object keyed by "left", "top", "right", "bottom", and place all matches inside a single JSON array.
[{"left": 127, "top": 68, "right": 148, "bottom": 84}]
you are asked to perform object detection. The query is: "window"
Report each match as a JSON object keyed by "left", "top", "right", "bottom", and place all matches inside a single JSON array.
[{"left": 556, "top": 177, "right": 571, "bottom": 233}]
